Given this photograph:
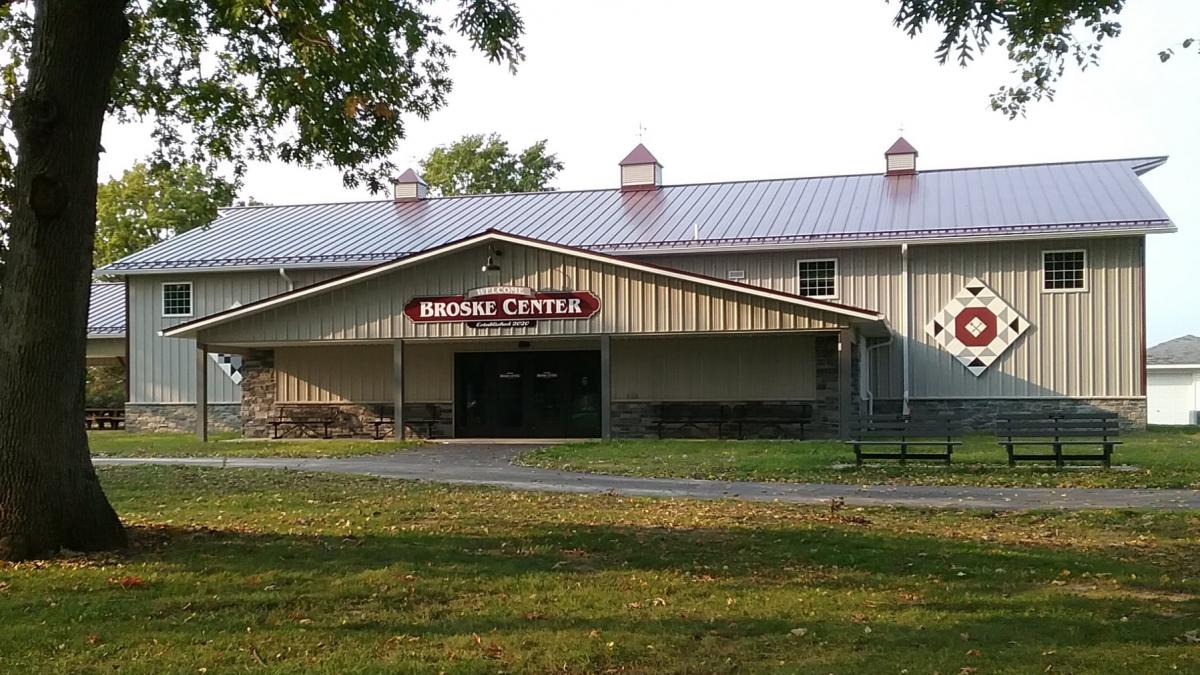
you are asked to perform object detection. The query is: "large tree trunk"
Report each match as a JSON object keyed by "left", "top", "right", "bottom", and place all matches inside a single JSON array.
[{"left": 0, "top": 0, "right": 130, "bottom": 560}]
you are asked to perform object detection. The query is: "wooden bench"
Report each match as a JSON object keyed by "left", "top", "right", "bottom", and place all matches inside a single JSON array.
[
  {"left": 995, "top": 413, "right": 1121, "bottom": 468},
  {"left": 85, "top": 408, "right": 125, "bottom": 431},
  {"left": 372, "top": 403, "right": 443, "bottom": 440},
  {"left": 730, "top": 402, "right": 813, "bottom": 439},
  {"left": 271, "top": 405, "right": 339, "bottom": 439},
  {"left": 846, "top": 414, "right": 961, "bottom": 465},
  {"left": 654, "top": 402, "right": 729, "bottom": 439}
]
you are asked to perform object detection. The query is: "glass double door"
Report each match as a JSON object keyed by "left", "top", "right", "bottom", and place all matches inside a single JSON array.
[{"left": 455, "top": 350, "right": 601, "bottom": 438}]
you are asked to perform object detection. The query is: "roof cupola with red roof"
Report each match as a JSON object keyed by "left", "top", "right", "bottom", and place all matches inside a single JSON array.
[
  {"left": 884, "top": 137, "right": 918, "bottom": 176},
  {"left": 619, "top": 143, "right": 662, "bottom": 192},
  {"left": 393, "top": 168, "right": 428, "bottom": 202}
]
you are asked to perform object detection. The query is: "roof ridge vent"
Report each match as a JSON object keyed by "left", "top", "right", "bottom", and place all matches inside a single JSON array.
[
  {"left": 884, "top": 137, "right": 918, "bottom": 176},
  {"left": 619, "top": 143, "right": 662, "bottom": 192},
  {"left": 393, "top": 168, "right": 428, "bottom": 201}
]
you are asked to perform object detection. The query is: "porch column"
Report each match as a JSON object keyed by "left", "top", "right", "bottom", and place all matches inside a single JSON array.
[
  {"left": 195, "top": 342, "right": 208, "bottom": 442},
  {"left": 838, "top": 328, "right": 852, "bottom": 440},
  {"left": 393, "top": 339, "right": 405, "bottom": 440},
  {"left": 600, "top": 335, "right": 612, "bottom": 439}
]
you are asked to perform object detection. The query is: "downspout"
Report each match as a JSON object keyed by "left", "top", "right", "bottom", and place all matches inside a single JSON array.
[
  {"left": 863, "top": 334, "right": 893, "bottom": 415},
  {"left": 278, "top": 267, "right": 294, "bottom": 292},
  {"left": 901, "top": 243, "right": 911, "bottom": 416}
]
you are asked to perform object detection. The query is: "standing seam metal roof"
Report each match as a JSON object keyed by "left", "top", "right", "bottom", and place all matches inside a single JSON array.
[
  {"left": 98, "top": 157, "right": 1173, "bottom": 273},
  {"left": 88, "top": 282, "right": 126, "bottom": 335}
]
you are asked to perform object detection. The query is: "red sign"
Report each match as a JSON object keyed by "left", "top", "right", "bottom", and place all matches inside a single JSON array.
[{"left": 404, "top": 286, "right": 600, "bottom": 328}]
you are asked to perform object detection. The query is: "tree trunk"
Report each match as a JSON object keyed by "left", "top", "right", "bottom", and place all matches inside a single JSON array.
[{"left": 0, "top": 0, "right": 130, "bottom": 560}]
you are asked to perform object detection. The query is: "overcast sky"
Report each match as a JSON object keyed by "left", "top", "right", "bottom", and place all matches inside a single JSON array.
[{"left": 99, "top": 0, "right": 1199, "bottom": 345}]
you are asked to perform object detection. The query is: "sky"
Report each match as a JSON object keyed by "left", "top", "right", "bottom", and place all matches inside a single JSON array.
[{"left": 98, "top": 0, "right": 1200, "bottom": 345}]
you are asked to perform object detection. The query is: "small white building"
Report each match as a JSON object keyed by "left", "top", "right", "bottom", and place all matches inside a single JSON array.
[{"left": 1147, "top": 335, "right": 1200, "bottom": 426}]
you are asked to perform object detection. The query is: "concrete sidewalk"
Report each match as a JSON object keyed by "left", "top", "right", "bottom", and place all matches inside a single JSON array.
[{"left": 94, "top": 443, "right": 1200, "bottom": 511}]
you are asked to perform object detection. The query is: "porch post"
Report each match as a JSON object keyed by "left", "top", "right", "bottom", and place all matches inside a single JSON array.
[
  {"left": 393, "top": 339, "right": 405, "bottom": 440},
  {"left": 600, "top": 335, "right": 612, "bottom": 439},
  {"left": 195, "top": 342, "right": 208, "bottom": 442},
  {"left": 838, "top": 328, "right": 852, "bottom": 440}
]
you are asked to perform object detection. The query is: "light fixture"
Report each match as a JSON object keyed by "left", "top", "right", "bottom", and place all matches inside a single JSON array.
[{"left": 481, "top": 245, "right": 501, "bottom": 272}]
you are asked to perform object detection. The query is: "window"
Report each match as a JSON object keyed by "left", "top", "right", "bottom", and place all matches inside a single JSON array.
[
  {"left": 727, "top": 269, "right": 746, "bottom": 282},
  {"left": 796, "top": 259, "right": 837, "bottom": 298},
  {"left": 162, "top": 282, "right": 193, "bottom": 317},
  {"left": 1042, "top": 250, "right": 1087, "bottom": 292}
]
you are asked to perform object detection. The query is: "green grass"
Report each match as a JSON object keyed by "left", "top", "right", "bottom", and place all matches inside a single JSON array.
[
  {"left": 520, "top": 428, "right": 1200, "bottom": 489},
  {"left": 0, "top": 466, "right": 1197, "bottom": 673},
  {"left": 89, "top": 432, "right": 415, "bottom": 458}
]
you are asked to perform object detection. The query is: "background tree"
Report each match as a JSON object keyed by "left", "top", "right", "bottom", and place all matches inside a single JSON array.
[
  {"left": 94, "top": 162, "right": 237, "bottom": 268},
  {"left": 0, "top": 0, "right": 524, "bottom": 561},
  {"left": 419, "top": 133, "right": 562, "bottom": 196}
]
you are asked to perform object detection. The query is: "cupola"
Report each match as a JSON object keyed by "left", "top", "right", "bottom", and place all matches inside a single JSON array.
[
  {"left": 618, "top": 144, "right": 662, "bottom": 192},
  {"left": 884, "top": 137, "right": 918, "bottom": 176},
  {"left": 393, "top": 168, "right": 429, "bottom": 201}
]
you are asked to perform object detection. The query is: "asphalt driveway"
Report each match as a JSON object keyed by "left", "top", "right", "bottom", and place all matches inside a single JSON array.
[{"left": 95, "top": 442, "right": 1200, "bottom": 511}]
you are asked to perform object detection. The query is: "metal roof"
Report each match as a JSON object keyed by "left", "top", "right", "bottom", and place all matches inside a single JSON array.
[
  {"left": 99, "top": 156, "right": 1173, "bottom": 274},
  {"left": 88, "top": 282, "right": 125, "bottom": 336},
  {"left": 1147, "top": 335, "right": 1200, "bottom": 365}
]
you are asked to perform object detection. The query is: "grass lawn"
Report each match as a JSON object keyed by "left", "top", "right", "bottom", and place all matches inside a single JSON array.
[
  {"left": 520, "top": 427, "right": 1200, "bottom": 489},
  {"left": 89, "top": 432, "right": 415, "bottom": 458},
  {"left": 0, "top": 467, "right": 1196, "bottom": 673}
]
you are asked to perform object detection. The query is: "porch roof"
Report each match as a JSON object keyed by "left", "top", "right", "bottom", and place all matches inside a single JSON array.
[{"left": 163, "top": 230, "right": 890, "bottom": 343}]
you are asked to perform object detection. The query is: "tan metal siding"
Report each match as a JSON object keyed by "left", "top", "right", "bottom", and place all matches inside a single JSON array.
[
  {"left": 909, "top": 237, "right": 1143, "bottom": 398},
  {"left": 640, "top": 247, "right": 904, "bottom": 397},
  {"left": 276, "top": 344, "right": 392, "bottom": 403},
  {"left": 129, "top": 268, "right": 341, "bottom": 403},
  {"left": 613, "top": 334, "right": 816, "bottom": 401},
  {"left": 196, "top": 242, "right": 849, "bottom": 344}
]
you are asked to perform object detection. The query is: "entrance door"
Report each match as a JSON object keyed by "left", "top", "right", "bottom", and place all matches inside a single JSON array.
[{"left": 455, "top": 350, "right": 601, "bottom": 438}]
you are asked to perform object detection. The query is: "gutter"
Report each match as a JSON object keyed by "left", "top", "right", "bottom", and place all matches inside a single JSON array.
[{"left": 901, "top": 243, "right": 911, "bottom": 416}]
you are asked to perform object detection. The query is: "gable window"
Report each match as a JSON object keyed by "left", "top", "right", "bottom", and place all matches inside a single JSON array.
[
  {"left": 162, "top": 282, "right": 193, "bottom": 317},
  {"left": 1042, "top": 250, "right": 1087, "bottom": 292},
  {"left": 796, "top": 259, "right": 837, "bottom": 298}
]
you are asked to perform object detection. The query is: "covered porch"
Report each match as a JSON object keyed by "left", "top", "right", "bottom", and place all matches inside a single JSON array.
[{"left": 163, "top": 231, "right": 888, "bottom": 441}]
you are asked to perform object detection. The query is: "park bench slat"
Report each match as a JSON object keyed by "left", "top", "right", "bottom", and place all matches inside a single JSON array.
[
  {"left": 995, "top": 413, "right": 1119, "bottom": 468},
  {"left": 845, "top": 415, "right": 959, "bottom": 466}
]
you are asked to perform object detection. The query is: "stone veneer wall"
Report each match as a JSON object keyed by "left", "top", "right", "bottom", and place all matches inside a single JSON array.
[
  {"left": 872, "top": 398, "right": 1147, "bottom": 431},
  {"left": 126, "top": 403, "right": 241, "bottom": 433},
  {"left": 611, "top": 334, "right": 846, "bottom": 439},
  {"left": 239, "top": 348, "right": 453, "bottom": 439}
]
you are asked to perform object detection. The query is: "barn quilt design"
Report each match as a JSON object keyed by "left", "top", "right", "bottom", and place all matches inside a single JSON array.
[
  {"left": 209, "top": 353, "right": 245, "bottom": 385},
  {"left": 925, "top": 277, "right": 1029, "bottom": 376}
]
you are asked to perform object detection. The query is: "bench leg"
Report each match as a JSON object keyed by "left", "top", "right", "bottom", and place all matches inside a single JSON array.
[
  {"left": 854, "top": 444, "right": 862, "bottom": 467},
  {"left": 1054, "top": 443, "right": 1063, "bottom": 468},
  {"left": 899, "top": 443, "right": 907, "bottom": 466},
  {"left": 1103, "top": 443, "right": 1113, "bottom": 469},
  {"left": 945, "top": 442, "right": 953, "bottom": 466},
  {"left": 1006, "top": 443, "right": 1015, "bottom": 467}
]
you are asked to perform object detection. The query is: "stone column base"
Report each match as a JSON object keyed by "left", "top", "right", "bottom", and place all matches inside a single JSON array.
[{"left": 125, "top": 403, "right": 241, "bottom": 434}]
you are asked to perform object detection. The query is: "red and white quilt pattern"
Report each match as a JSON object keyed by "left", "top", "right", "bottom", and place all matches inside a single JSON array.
[{"left": 925, "top": 277, "right": 1029, "bottom": 377}]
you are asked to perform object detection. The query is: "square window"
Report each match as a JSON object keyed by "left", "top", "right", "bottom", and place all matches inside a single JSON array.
[
  {"left": 797, "top": 259, "right": 837, "bottom": 298},
  {"left": 1043, "top": 250, "right": 1086, "bottom": 291},
  {"left": 162, "top": 282, "right": 193, "bottom": 317}
]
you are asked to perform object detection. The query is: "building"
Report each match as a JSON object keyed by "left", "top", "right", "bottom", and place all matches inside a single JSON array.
[
  {"left": 95, "top": 140, "right": 1176, "bottom": 439},
  {"left": 86, "top": 282, "right": 126, "bottom": 367},
  {"left": 1147, "top": 335, "right": 1200, "bottom": 425}
]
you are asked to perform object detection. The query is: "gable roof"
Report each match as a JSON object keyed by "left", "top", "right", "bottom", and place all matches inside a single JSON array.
[
  {"left": 619, "top": 143, "right": 661, "bottom": 166},
  {"left": 885, "top": 137, "right": 918, "bottom": 156},
  {"left": 88, "top": 282, "right": 125, "bottom": 337},
  {"left": 101, "top": 156, "right": 1173, "bottom": 274},
  {"left": 162, "top": 230, "right": 886, "bottom": 339},
  {"left": 1147, "top": 335, "right": 1200, "bottom": 365}
]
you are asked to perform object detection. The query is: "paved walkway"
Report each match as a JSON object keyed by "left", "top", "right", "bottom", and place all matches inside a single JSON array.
[{"left": 95, "top": 443, "right": 1200, "bottom": 511}]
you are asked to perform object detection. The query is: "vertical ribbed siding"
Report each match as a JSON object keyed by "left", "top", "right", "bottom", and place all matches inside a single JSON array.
[
  {"left": 196, "top": 242, "right": 850, "bottom": 345},
  {"left": 642, "top": 237, "right": 1143, "bottom": 399},
  {"left": 276, "top": 344, "right": 392, "bottom": 403},
  {"left": 639, "top": 247, "right": 904, "bottom": 397},
  {"left": 909, "top": 236, "right": 1143, "bottom": 397},
  {"left": 129, "top": 268, "right": 342, "bottom": 403}
]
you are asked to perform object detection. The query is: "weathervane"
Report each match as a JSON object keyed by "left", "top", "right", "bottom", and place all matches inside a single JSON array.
[{"left": 636, "top": 122, "right": 647, "bottom": 142}]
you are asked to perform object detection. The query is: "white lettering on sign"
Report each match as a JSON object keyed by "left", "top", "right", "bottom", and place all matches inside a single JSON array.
[{"left": 405, "top": 288, "right": 600, "bottom": 326}]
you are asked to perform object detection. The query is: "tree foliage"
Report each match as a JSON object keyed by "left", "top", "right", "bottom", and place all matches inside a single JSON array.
[
  {"left": 94, "top": 162, "right": 236, "bottom": 269},
  {"left": 419, "top": 133, "right": 562, "bottom": 197},
  {"left": 891, "top": 0, "right": 1128, "bottom": 118}
]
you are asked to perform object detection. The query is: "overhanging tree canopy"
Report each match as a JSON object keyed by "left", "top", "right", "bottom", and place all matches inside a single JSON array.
[{"left": 0, "top": 0, "right": 525, "bottom": 562}]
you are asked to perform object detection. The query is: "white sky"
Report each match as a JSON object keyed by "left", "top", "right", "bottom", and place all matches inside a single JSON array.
[{"left": 99, "top": 0, "right": 1199, "bottom": 345}]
